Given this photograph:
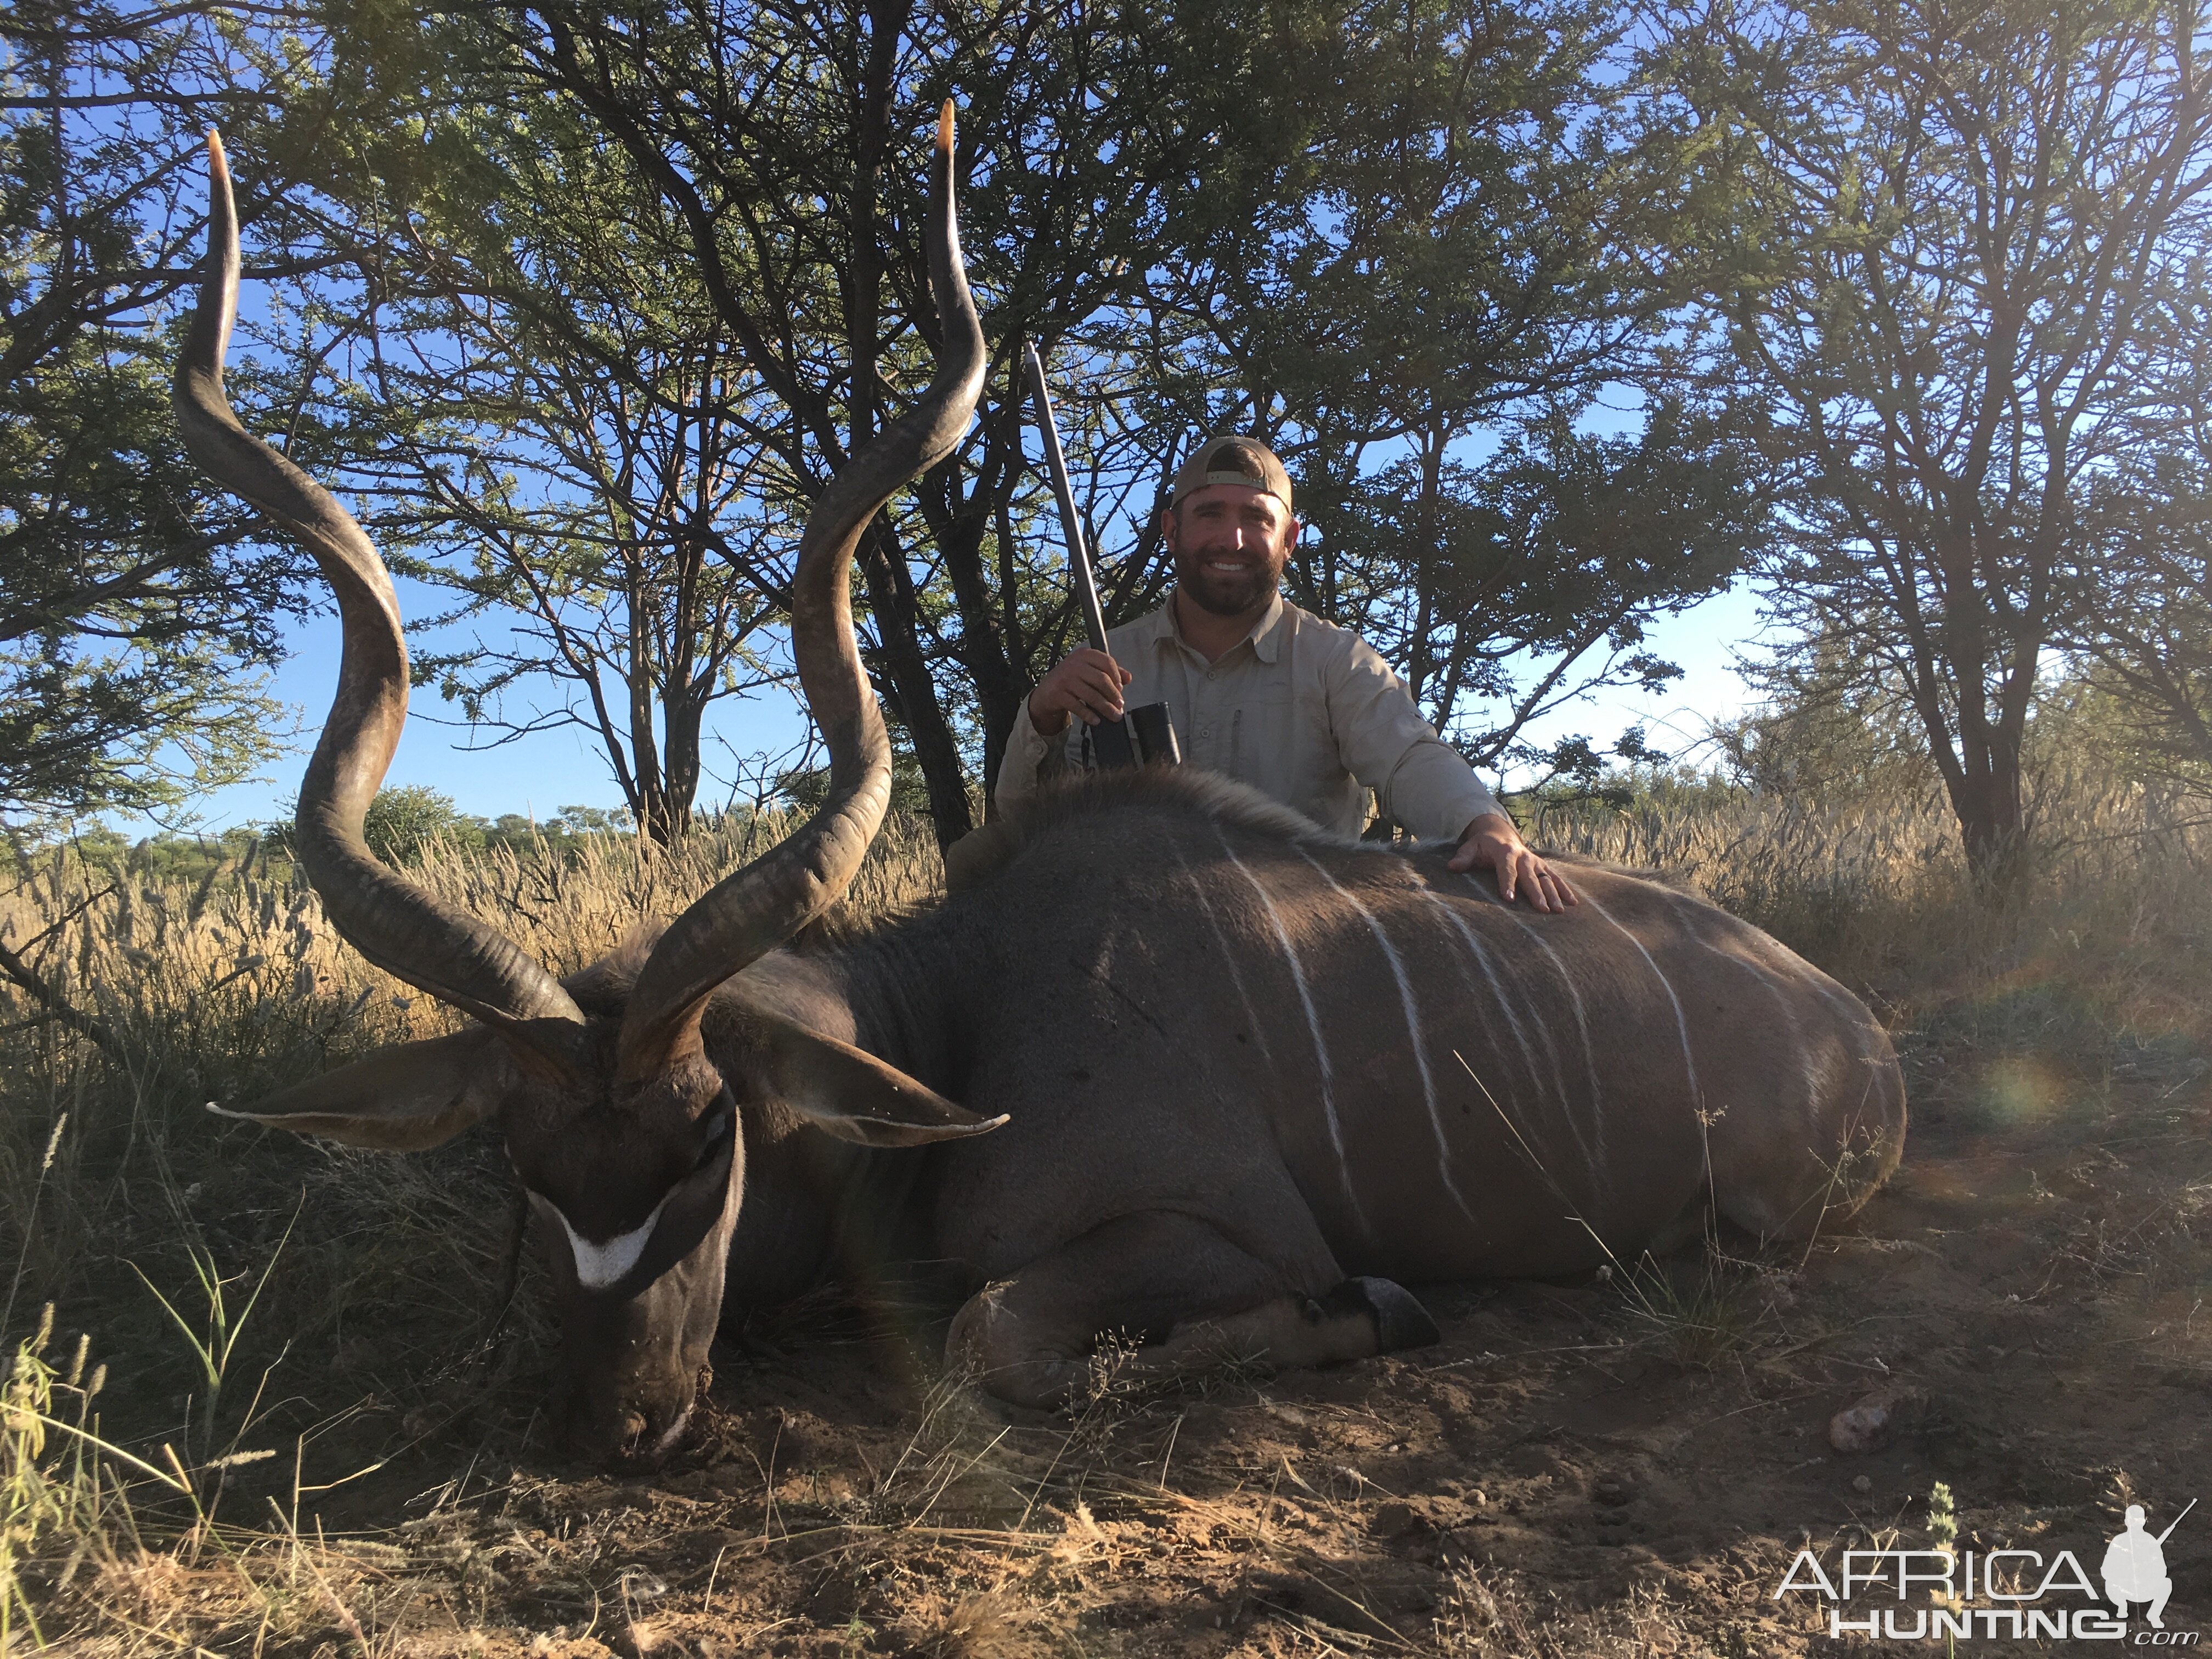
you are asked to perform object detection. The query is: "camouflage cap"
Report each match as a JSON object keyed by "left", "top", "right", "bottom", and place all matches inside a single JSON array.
[{"left": 1169, "top": 436, "right": 1294, "bottom": 513}]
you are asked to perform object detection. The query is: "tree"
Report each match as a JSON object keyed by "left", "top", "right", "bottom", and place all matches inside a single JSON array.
[
  {"left": 1650, "top": 0, "right": 2212, "bottom": 877},
  {"left": 276, "top": 0, "right": 1757, "bottom": 850},
  {"left": 2070, "top": 453, "right": 2212, "bottom": 792},
  {"left": 0, "top": 0, "right": 326, "bottom": 832},
  {"left": 1308, "top": 405, "right": 1765, "bottom": 771},
  {"left": 308, "top": 109, "right": 792, "bottom": 843},
  {"left": 1134, "top": 0, "right": 1758, "bottom": 778}
]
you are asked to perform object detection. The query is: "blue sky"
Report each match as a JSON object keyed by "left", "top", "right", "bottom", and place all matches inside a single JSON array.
[{"left": 170, "top": 578, "right": 1772, "bottom": 834}]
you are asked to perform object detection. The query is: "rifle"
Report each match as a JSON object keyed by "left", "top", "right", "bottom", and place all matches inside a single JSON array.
[{"left": 1022, "top": 341, "right": 1181, "bottom": 768}]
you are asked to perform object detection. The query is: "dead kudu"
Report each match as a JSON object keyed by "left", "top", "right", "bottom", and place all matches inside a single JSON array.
[{"left": 177, "top": 116, "right": 1904, "bottom": 1461}]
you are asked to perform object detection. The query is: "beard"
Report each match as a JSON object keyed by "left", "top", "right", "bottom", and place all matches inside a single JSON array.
[{"left": 1175, "top": 547, "right": 1284, "bottom": 617}]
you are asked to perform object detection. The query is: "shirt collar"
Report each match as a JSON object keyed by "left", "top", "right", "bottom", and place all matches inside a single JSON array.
[{"left": 1156, "top": 588, "right": 1288, "bottom": 663}]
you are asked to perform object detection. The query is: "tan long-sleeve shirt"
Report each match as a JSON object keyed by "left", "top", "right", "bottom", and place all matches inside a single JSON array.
[{"left": 994, "top": 593, "right": 1503, "bottom": 840}]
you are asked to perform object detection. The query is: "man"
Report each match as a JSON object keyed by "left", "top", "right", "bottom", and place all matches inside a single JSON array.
[
  {"left": 994, "top": 435, "right": 1574, "bottom": 912},
  {"left": 2103, "top": 1505, "right": 2175, "bottom": 1629}
]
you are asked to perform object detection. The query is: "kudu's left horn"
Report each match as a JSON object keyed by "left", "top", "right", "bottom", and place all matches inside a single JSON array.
[
  {"left": 616, "top": 101, "right": 987, "bottom": 1079},
  {"left": 174, "top": 131, "right": 590, "bottom": 1065}
]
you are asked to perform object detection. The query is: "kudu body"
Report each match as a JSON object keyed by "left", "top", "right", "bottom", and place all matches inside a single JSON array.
[{"left": 179, "top": 116, "right": 1903, "bottom": 1456}]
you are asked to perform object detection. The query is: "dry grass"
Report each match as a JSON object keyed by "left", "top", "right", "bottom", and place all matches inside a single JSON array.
[
  {"left": 1, "top": 770, "right": 2208, "bottom": 1652},
  {"left": 0, "top": 808, "right": 945, "bottom": 1654},
  {"left": 1544, "top": 764, "right": 2212, "bottom": 1126}
]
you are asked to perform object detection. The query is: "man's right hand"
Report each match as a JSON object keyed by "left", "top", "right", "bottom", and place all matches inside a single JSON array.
[{"left": 1028, "top": 647, "right": 1133, "bottom": 736}]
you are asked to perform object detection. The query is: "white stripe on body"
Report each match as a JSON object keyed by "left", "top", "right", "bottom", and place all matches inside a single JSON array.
[
  {"left": 1491, "top": 905, "right": 1608, "bottom": 1184},
  {"left": 1167, "top": 842, "right": 1279, "bottom": 1075},
  {"left": 1652, "top": 888, "right": 1898, "bottom": 1136},
  {"left": 1658, "top": 888, "right": 1881, "bottom": 1041},
  {"left": 1417, "top": 882, "right": 1601, "bottom": 1184},
  {"left": 1296, "top": 849, "right": 1479, "bottom": 1227},
  {"left": 1579, "top": 889, "right": 1701, "bottom": 1104},
  {"left": 1653, "top": 889, "right": 1822, "bottom": 1124},
  {"left": 1212, "top": 832, "right": 1370, "bottom": 1237}
]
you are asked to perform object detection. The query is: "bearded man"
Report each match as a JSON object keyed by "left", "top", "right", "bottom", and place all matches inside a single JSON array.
[{"left": 992, "top": 436, "right": 1574, "bottom": 912}]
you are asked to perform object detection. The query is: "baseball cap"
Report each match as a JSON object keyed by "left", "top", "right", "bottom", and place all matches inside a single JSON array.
[{"left": 1169, "top": 436, "right": 1294, "bottom": 513}]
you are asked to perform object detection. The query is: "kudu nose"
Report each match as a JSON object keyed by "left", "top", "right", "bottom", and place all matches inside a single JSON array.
[{"left": 561, "top": 1373, "right": 704, "bottom": 1465}]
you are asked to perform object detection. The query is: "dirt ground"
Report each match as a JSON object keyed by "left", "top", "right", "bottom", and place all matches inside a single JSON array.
[{"left": 52, "top": 1023, "right": 2211, "bottom": 1659}]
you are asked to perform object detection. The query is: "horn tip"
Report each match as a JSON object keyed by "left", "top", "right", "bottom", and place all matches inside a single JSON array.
[
  {"left": 937, "top": 99, "right": 955, "bottom": 153},
  {"left": 206, "top": 129, "right": 228, "bottom": 178}
]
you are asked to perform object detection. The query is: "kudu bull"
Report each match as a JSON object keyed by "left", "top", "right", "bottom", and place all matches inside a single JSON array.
[{"left": 179, "top": 114, "right": 1904, "bottom": 1461}]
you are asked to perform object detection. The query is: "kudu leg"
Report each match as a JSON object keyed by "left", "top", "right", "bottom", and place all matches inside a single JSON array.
[{"left": 945, "top": 1211, "right": 1438, "bottom": 1410}]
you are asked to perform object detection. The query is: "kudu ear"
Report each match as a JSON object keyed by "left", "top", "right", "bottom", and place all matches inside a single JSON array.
[
  {"left": 208, "top": 1025, "right": 511, "bottom": 1152},
  {"left": 751, "top": 1008, "right": 1006, "bottom": 1148}
]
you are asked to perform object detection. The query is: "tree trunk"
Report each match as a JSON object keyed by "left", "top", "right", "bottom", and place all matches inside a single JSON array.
[
  {"left": 627, "top": 568, "right": 672, "bottom": 844},
  {"left": 859, "top": 519, "right": 974, "bottom": 847},
  {"left": 839, "top": 0, "right": 970, "bottom": 848},
  {"left": 921, "top": 397, "right": 1026, "bottom": 827}
]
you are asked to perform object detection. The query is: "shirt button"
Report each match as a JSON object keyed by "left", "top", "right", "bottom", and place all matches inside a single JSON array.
[
  {"left": 1198, "top": 725, "right": 1214, "bottom": 740},
  {"left": 1206, "top": 669, "right": 1218, "bottom": 680}
]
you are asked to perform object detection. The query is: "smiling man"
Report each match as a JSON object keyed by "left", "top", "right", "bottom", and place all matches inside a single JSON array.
[{"left": 994, "top": 436, "right": 1573, "bottom": 911}]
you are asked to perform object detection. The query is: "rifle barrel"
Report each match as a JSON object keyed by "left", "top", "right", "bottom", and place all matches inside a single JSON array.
[
  {"left": 2158, "top": 1498, "right": 2197, "bottom": 1544},
  {"left": 1021, "top": 341, "right": 1111, "bottom": 656}
]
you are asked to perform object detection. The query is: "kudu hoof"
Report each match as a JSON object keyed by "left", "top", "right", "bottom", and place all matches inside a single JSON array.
[{"left": 1324, "top": 1276, "right": 1442, "bottom": 1351}]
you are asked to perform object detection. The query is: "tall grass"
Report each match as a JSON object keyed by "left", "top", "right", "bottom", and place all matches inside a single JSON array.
[
  {"left": 1, "top": 774, "right": 2207, "bottom": 1646},
  {"left": 1545, "top": 768, "right": 2210, "bottom": 1015},
  {"left": 0, "top": 809, "right": 946, "bottom": 1647}
]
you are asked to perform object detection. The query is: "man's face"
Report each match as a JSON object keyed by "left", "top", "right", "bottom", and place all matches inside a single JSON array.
[{"left": 1164, "top": 483, "right": 1299, "bottom": 618}]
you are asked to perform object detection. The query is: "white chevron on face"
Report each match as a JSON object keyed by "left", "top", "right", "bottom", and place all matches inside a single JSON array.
[{"left": 548, "top": 1189, "right": 676, "bottom": 1290}]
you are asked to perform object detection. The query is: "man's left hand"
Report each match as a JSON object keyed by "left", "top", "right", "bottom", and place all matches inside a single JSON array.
[{"left": 1448, "top": 811, "right": 1576, "bottom": 913}]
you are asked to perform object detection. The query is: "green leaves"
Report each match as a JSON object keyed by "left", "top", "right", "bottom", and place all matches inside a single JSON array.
[{"left": 0, "top": 0, "right": 328, "bottom": 832}]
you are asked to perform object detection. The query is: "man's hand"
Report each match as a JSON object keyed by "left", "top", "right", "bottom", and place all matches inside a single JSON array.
[
  {"left": 1028, "top": 647, "right": 1132, "bottom": 736},
  {"left": 1448, "top": 811, "right": 1576, "bottom": 913}
]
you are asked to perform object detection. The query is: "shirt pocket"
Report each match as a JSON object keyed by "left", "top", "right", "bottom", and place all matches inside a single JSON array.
[{"left": 1225, "top": 690, "right": 1298, "bottom": 798}]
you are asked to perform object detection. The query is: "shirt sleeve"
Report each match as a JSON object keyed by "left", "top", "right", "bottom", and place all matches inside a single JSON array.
[{"left": 1325, "top": 634, "right": 1504, "bottom": 841}]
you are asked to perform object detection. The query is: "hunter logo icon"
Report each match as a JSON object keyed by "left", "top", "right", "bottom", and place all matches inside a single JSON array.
[
  {"left": 2106, "top": 1500, "right": 2194, "bottom": 1629},
  {"left": 1773, "top": 1491, "right": 2203, "bottom": 1641}
]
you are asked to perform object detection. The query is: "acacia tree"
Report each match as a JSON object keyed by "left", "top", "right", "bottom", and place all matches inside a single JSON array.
[
  {"left": 1137, "top": 0, "right": 1761, "bottom": 781},
  {"left": 280, "top": 0, "right": 1763, "bottom": 848},
  {"left": 1315, "top": 407, "right": 1766, "bottom": 769},
  {"left": 296, "top": 109, "right": 794, "bottom": 844},
  {"left": 392, "top": 0, "right": 1237, "bottom": 845},
  {"left": 2059, "top": 223, "right": 2212, "bottom": 794},
  {"left": 1650, "top": 0, "right": 2212, "bottom": 876},
  {"left": 0, "top": 0, "right": 328, "bottom": 832},
  {"left": 2070, "top": 455, "right": 2212, "bottom": 791}
]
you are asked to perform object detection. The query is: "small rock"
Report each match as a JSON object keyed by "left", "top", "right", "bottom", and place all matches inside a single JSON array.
[
  {"left": 1852, "top": 1474, "right": 1874, "bottom": 1494},
  {"left": 1593, "top": 1473, "right": 1637, "bottom": 1507},
  {"left": 1829, "top": 1386, "right": 1932, "bottom": 1455}
]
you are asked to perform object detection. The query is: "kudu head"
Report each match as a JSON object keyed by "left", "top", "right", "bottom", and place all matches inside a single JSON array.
[{"left": 173, "top": 109, "right": 993, "bottom": 1463}]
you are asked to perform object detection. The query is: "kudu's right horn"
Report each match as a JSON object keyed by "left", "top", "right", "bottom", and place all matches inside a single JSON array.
[
  {"left": 174, "top": 131, "right": 590, "bottom": 1068},
  {"left": 616, "top": 101, "right": 987, "bottom": 1079}
]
